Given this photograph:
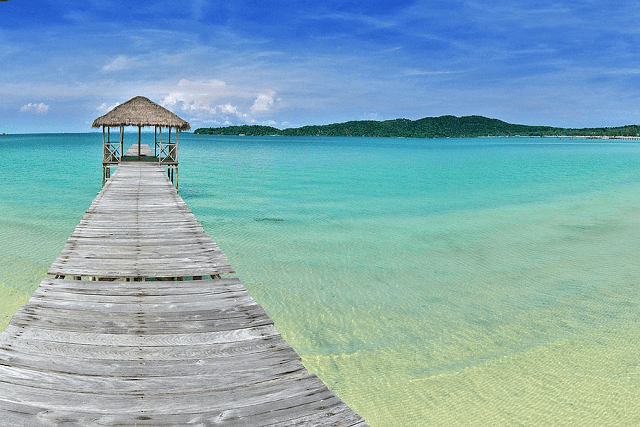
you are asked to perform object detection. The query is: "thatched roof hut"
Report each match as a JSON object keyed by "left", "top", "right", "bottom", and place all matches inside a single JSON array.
[
  {"left": 92, "top": 96, "right": 190, "bottom": 130},
  {"left": 93, "top": 96, "right": 189, "bottom": 188}
]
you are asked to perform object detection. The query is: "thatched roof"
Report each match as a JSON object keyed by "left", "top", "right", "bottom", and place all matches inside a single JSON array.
[{"left": 92, "top": 96, "right": 190, "bottom": 130}]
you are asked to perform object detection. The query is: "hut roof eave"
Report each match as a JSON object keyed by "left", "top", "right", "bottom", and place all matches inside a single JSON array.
[{"left": 91, "top": 96, "right": 191, "bottom": 131}]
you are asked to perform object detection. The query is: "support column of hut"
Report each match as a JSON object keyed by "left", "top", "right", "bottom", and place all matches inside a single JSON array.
[
  {"left": 102, "top": 126, "right": 125, "bottom": 187},
  {"left": 173, "top": 128, "right": 179, "bottom": 189},
  {"left": 166, "top": 126, "right": 179, "bottom": 188},
  {"left": 102, "top": 127, "right": 107, "bottom": 186},
  {"left": 138, "top": 126, "right": 142, "bottom": 160},
  {"left": 119, "top": 125, "right": 124, "bottom": 163},
  {"left": 102, "top": 126, "right": 111, "bottom": 186},
  {"left": 158, "top": 125, "right": 179, "bottom": 189}
]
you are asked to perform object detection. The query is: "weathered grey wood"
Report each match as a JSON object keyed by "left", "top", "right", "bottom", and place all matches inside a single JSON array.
[
  {"left": 123, "top": 143, "right": 153, "bottom": 157},
  {"left": 0, "top": 334, "right": 293, "bottom": 362},
  {"left": 0, "top": 279, "right": 367, "bottom": 426},
  {"left": 0, "top": 152, "right": 367, "bottom": 426},
  {"left": 48, "top": 161, "right": 235, "bottom": 279}
]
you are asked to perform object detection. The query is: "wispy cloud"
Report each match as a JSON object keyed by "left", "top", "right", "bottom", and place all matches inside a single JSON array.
[
  {"left": 314, "top": 11, "right": 397, "bottom": 30},
  {"left": 191, "top": 0, "right": 207, "bottom": 21},
  {"left": 101, "top": 55, "right": 137, "bottom": 73},
  {"left": 403, "top": 68, "right": 466, "bottom": 76},
  {"left": 63, "top": 10, "right": 92, "bottom": 23},
  {"left": 96, "top": 102, "right": 119, "bottom": 114}
]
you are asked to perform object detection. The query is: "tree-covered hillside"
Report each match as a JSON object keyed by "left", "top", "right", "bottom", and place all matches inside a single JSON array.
[{"left": 194, "top": 116, "right": 640, "bottom": 138}]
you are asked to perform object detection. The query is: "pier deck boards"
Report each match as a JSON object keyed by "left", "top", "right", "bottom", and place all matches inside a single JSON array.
[
  {"left": 121, "top": 143, "right": 158, "bottom": 162},
  {"left": 0, "top": 278, "right": 366, "bottom": 426},
  {"left": 0, "top": 154, "right": 367, "bottom": 426},
  {"left": 124, "top": 143, "right": 154, "bottom": 158},
  {"left": 49, "top": 161, "right": 233, "bottom": 279}
]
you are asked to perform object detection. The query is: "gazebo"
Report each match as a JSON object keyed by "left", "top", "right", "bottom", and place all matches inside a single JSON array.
[{"left": 92, "top": 96, "right": 190, "bottom": 188}]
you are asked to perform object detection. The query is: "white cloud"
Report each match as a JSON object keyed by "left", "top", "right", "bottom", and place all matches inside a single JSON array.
[
  {"left": 186, "top": 101, "right": 218, "bottom": 115},
  {"left": 161, "top": 79, "right": 231, "bottom": 115},
  {"left": 219, "top": 104, "right": 240, "bottom": 116},
  {"left": 159, "top": 79, "right": 276, "bottom": 124},
  {"left": 251, "top": 91, "right": 276, "bottom": 114},
  {"left": 19, "top": 102, "right": 50, "bottom": 114}
]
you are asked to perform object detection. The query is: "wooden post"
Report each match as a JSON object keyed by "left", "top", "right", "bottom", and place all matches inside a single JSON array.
[
  {"left": 119, "top": 125, "right": 124, "bottom": 161},
  {"left": 175, "top": 129, "right": 179, "bottom": 190},
  {"left": 106, "top": 127, "right": 111, "bottom": 163},
  {"left": 102, "top": 126, "right": 106, "bottom": 187},
  {"left": 167, "top": 127, "right": 172, "bottom": 186},
  {"left": 138, "top": 126, "right": 141, "bottom": 159},
  {"left": 159, "top": 126, "right": 163, "bottom": 163},
  {"left": 107, "top": 127, "right": 111, "bottom": 178},
  {"left": 171, "top": 128, "right": 180, "bottom": 190}
]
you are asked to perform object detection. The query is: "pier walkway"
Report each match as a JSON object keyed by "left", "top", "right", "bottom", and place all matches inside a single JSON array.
[{"left": 0, "top": 150, "right": 367, "bottom": 426}]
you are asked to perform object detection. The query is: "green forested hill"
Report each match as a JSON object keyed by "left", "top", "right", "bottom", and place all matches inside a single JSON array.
[{"left": 194, "top": 116, "right": 640, "bottom": 138}]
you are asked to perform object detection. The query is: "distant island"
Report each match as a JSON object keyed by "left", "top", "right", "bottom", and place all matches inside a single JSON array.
[{"left": 194, "top": 115, "right": 640, "bottom": 139}]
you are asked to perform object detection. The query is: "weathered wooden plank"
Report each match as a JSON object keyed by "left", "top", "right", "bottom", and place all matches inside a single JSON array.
[
  {"left": 35, "top": 277, "right": 246, "bottom": 296},
  {"left": 0, "top": 360, "right": 307, "bottom": 394},
  {"left": 0, "top": 373, "right": 338, "bottom": 414},
  {"left": 29, "top": 287, "right": 257, "bottom": 305},
  {"left": 9, "top": 315, "right": 275, "bottom": 335},
  {"left": 0, "top": 395, "right": 361, "bottom": 427},
  {"left": 0, "top": 335, "right": 293, "bottom": 362},
  {"left": 1, "top": 323, "right": 280, "bottom": 346},
  {"left": 20, "top": 296, "right": 262, "bottom": 314}
]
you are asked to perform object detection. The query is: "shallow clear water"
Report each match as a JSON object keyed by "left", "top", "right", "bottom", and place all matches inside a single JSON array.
[{"left": 1, "top": 133, "right": 640, "bottom": 426}]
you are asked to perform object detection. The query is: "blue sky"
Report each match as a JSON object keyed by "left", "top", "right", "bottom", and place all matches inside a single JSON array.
[{"left": 2, "top": 0, "right": 640, "bottom": 132}]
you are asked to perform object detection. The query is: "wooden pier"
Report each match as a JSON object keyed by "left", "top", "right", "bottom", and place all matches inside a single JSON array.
[
  {"left": 0, "top": 144, "right": 367, "bottom": 425},
  {"left": 49, "top": 158, "right": 231, "bottom": 280}
]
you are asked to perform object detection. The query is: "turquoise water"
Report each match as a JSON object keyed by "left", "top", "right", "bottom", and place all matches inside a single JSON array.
[{"left": 2, "top": 133, "right": 640, "bottom": 425}]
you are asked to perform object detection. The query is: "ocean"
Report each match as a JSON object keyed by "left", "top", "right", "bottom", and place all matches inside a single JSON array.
[{"left": 1, "top": 133, "right": 639, "bottom": 426}]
